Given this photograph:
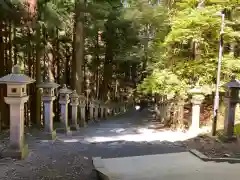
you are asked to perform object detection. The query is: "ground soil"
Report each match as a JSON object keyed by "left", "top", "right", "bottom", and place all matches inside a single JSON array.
[
  {"left": 0, "top": 130, "right": 98, "bottom": 180},
  {"left": 183, "top": 134, "right": 240, "bottom": 158}
]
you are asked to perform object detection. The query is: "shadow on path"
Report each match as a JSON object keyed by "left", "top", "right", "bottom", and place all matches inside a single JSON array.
[
  {"left": 56, "top": 108, "right": 187, "bottom": 159},
  {"left": 0, "top": 108, "right": 187, "bottom": 180}
]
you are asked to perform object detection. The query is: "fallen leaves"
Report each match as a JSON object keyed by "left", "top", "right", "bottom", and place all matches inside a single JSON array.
[{"left": 185, "top": 135, "right": 240, "bottom": 158}]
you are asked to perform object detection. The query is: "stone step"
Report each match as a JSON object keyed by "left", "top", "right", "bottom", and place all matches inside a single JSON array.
[{"left": 93, "top": 152, "right": 240, "bottom": 180}]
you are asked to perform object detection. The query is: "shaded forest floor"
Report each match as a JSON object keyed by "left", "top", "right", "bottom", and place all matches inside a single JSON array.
[{"left": 0, "top": 108, "right": 240, "bottom": 179}]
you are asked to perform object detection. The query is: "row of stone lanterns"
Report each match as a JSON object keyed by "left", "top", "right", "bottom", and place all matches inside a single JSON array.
[
  {"left": 0, "top": 65, "right": 35, "bottom": 159},
  {"left": 37, "top": 77, "right": 59, "bottom": 140},
  {"left": 189, "top": 76, "right": 240, "bottom": 140},
  {"left": 0, "top": 64, "right": 130, "bottom": 160}
]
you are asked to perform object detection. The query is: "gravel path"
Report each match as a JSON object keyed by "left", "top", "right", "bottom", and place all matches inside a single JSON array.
[{"left": 0, "top": 109, "right": 186, "bottom": 180}]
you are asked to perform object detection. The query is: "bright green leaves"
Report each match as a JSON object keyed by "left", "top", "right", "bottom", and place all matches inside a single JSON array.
[
  {"left": 137, "top": 69, "right": 188, "bottom": 98},
  {"left": 137, "top": 0, "right": 240, "bottom": 98}
]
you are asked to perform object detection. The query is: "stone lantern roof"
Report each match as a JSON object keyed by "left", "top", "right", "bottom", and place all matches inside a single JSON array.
[
  {"left": 224, "top": 75, "right": 240, "bottom": 88},
  {"left": 59, "top": 84, "right": 72, "bottom": 94},
  {"left": 78, "top": 94, "right": 86, "bottom": 102},
  {"left": 70, "top": 90, "right": 79, "bottom": 98},
  {"left": 0, "top": 64, "right": 35, "bottom": 84},
  {"left": 189, "top": 84, "right": 202, "bottom": 95},
  {"left": 36, "top": 77, "right": 60, "bottom": 89}
]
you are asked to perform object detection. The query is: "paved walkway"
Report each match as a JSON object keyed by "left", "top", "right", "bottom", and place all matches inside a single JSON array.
[
  {"left": 56, "top": 108, "right": 187, "bottom": 158},
  {"left": 94, "top": 152, "right": 240, "bottom": 180},
  {"left": 0, "top": 108, "right": 239, "bottom": 179}
]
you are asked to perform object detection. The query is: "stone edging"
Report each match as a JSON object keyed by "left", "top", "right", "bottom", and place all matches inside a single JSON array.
[
  {"left": 189, "top": 149, "right": 240, "bottom": 163},
  {"left": 92, "top": 157, "right": 110, "bottom": 180}
]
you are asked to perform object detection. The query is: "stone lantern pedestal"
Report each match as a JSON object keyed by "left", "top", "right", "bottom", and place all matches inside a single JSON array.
[
  {"left": 89, "top": 101, "right": 94, "bottom": 121},
  {"left": 0, "top": 64, "right": 35, "bottom": 160},
  {"left": 37, "top": 79, "right": 59, "bottom": 140},
  {"left": 57, "top": 84, "right": 72, "bottom": 135},
  {"left": 118, "top": 105, "right": 121, "bottom": 114},
  {"left": 100, "top": 103, "right": 104, "bottom": 119},
  {"left": 223, "top": 76, "right": 240, "bottom": 139},
  {"left": 70, "top": 90, "right": 80, "bottom": 130},
  {"left": 79, "top": 95, "right": 86, "bottom": 127},
  {"left": 189, "top": 86, "right": 204, "bottom": 132},
  {"left": 94, "top": 100, "right": 99, "bottom": 121}
]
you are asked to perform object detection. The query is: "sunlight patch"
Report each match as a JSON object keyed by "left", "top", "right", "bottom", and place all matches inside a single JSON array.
[
  {"left": 110, "top": 128, "right": 126, "bottom": 133},
  {"left": 135, "top": 105, "right": 140, "bottom": 110},
  {"left": 63, "top": 139, "right": 79, "bottom": 143},
  {"left": 84, "top": 127, "right": 211, "bottom": 143}
]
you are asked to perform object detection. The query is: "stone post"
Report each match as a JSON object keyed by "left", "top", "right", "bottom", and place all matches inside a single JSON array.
[
  {"left": 112, "top": 104, "right": 116, "bottom": 115},
  {"left": 37, "top": 79, "right": 59, "bottom": 140},
  {"left": 79, "top": 95, "right": 86, "bottom": 127},
  {"left": 57, "top": 84, "right": 72, "bottom": 134},
  {"left": 70, "top": 90, "right": 79, "bottom": 130},
  {"left": 100, "top": 104, "right": 104, "bottom": 119},
  {"left": 121, "top": 103, "right": 125, "bottom": 113},
  {"left": 123, "top": 103, "right": 126, "bottom": 113},
  {"left": 0, "top": 64, "right": 35, "bottom": 160},
  {"left": 189, "top": 87, "right": 204, "bottom": 132},
  {"left": 223, "top": 76, "right": 240, "bottom": 139},
  {"left": 94, "top": 101, "right": 99, "bottom": 120},
  {"left": 104, "top": 104, "right": 108, "bottom": 118},
  {"left": 89, "top": 101, "right": 94, "bottom": 121},
  {"left": 224, "top": 97, "right": 237, "bottom": 138}
]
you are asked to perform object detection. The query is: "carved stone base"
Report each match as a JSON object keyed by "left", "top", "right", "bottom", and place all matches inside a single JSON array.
[
  {"left": 56, "top": 127, "right": 72, "bottom": 135},
  {"left": 1, "top": 144, "right": 29, "bottom": 160},
  {"left": 70, "top": 125, "right": 80, "bottom": 131},
  {"left": 79, "top": 121, "right": 87, "bottom": 128},
  {"left": 42, "top": 130, "right": 57, "bottom": 140},
  {"left": 220, "top": 134, "right": 237, "bottom": 143}
]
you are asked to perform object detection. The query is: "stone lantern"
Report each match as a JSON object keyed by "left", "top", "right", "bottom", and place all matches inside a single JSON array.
[
  {"left": 37, "top": 77, "right": 60, "bottom": 140},
  {"left": 79, "top": 95, "right": 86, "bottom": 127},
  {"left": 94, "top": 100, "right": 100, "bottom": 121},
  {"left": 105, "top": 101, "right": 111, "bottom": 117},
  {"left": 189, "top": 86, "right": 205, "bottom": 132},
  {"left": 224, "top": 76, "right": 240, "bottom": 138},
  {"left": 0, "top": 64, "right": 35, "bottom": 160},
  {"left": 89, "top": 100, "right": 94, "bottom": 121},
  {"left": 112, "top": 103, "right": 117, "bottom": 116},
  {"left": 58, "top": 84, "right": 72, "bottom": 134},
  {"left": 70, "top": 90, "right": 79, "bottom": 130},
  {"left": 99, "top": 102, "right": 105, "bottom": 119}
]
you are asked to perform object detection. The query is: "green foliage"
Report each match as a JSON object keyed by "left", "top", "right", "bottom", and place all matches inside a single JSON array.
[
  {"left": 234, "top": 123, "right": 240, "bottom": 135},
  {"left": 137, "top": 69, "right": 188, "bottom": 98},
  {"left": 137, "top": 0, "right": 240, "bottom": 99}
]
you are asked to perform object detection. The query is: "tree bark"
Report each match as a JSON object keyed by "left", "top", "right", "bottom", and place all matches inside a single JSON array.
[{"left": 71, "top": 0, "right": 85, "bottom": 95}]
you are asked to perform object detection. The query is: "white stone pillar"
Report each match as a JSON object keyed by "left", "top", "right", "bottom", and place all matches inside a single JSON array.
[
  {"left": 94, "top": 103, "right": 99, "bottom": 120},
  {"left": 80, "top": 103, "right": 86, "bottom": 127},
  {"left": 57, "top": 85, "right": 72, "bottom": 134},
  {"left": 42, "top": 96, "right": 56, "bottom": 139},
  {"left": 71, "top": 104, "right": 79, "bottom": 130},
  {"left": 89, "top": 102, "right": 94, "bottom": 120},
  {"left": 100, "top": 105, "right": 104, "bottom": 119},
  {"left": 3, "top": 96, "right": 29, "bottom": 159},
  {"left": 59, "top": 99, "right": 71, "bottom": 134},
  {"left": 70, "top": 90, "right": 79, "bottom": 130},
  {"left": 190, "top": 94, "right": 204, "bottom": 131},
  {"left": 121, "top": 104, "right": 125, "bottom": 113}
]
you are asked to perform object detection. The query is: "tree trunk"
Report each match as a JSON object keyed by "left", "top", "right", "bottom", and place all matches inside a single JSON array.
[
  {"left": 35, "top": 27, "right": 42, "bottom": 127},
  {"left": 71, "top": 0, "right": 85, "bottom": 95}
]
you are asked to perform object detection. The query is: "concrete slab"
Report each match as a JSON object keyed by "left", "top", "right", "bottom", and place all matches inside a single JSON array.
[{"left": 93, "top": 152, "right": 240, "bottom": 180}]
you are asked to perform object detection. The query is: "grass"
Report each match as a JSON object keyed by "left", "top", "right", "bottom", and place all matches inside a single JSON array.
[
  {"left": 214, "top": 123, "right": 240, "bottom": 142},
  {"left": 234, "top": 123, "right": 240, "bottom": 136}
]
